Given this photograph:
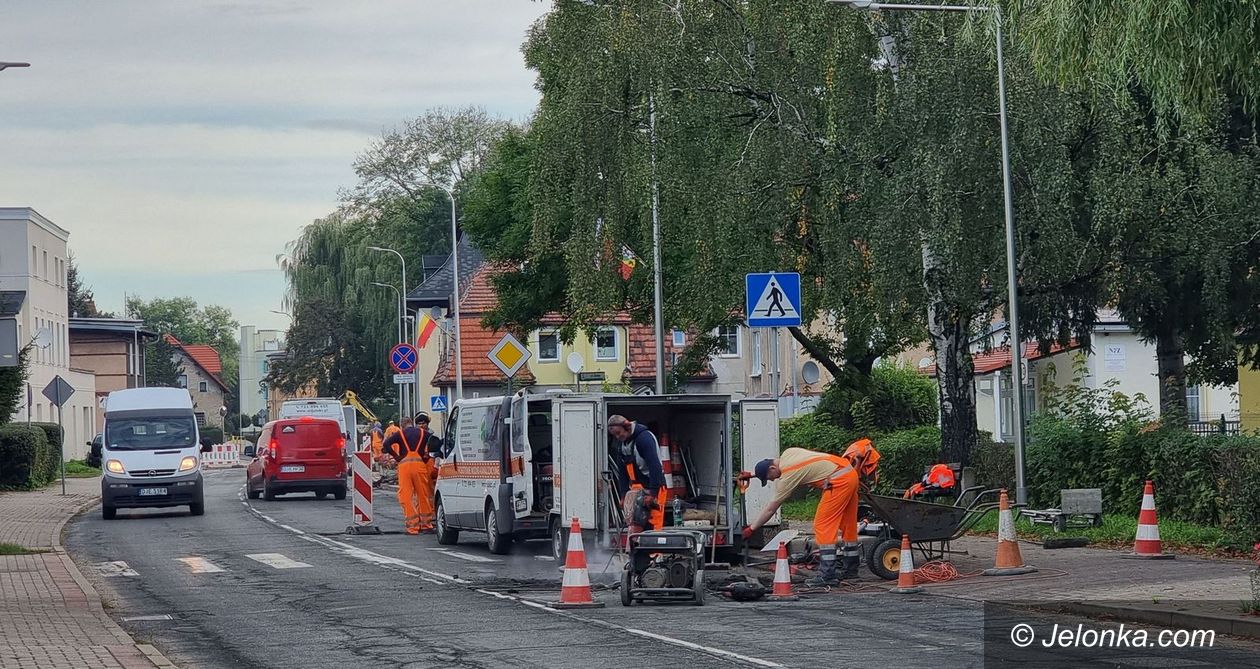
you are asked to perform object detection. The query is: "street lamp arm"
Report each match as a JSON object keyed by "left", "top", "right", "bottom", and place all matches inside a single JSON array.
[{"left": 826, "top": 0, "right": 995, "bottom": 12}]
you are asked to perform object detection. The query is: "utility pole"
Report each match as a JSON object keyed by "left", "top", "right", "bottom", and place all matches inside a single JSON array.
[{"left": 649, "top": 92, "right": 665, "bottom": 395}]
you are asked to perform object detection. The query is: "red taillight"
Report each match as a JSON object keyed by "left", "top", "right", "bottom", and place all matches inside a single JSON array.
[
  {"left": 337, "top": 438, "right": 346, "bottom": 449},
  {"left": 268, "top": 439, "right": 279, "bottom": 456},
  {"left": 299, "top": 415, "right": 315, "bottom": 422}
]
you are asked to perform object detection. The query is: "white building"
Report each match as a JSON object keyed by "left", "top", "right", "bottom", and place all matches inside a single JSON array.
[
  {"left": 238, "top": 325, "right": 283, "bottom": 418},
  {"left": 0, "top": 208, "right": 97, "bottom": 460}
]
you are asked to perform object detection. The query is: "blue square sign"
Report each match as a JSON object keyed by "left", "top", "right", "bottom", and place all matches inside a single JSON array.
[
  {"left": 430, "top": 395, "right": 448, "bottom": 413},
  {"left": 746, "top": 273, "right": 802, "bottom": 327}
]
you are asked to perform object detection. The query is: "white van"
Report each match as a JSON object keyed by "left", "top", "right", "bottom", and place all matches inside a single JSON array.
[
  {"left": 434, "top": 391, "right": 780, "bottom": 559},
  {"left": 279, "top": 399, "right": 352, "bottom": 440},
  {"left": 100, "top": 387, "right": 210, "bottom": 519}
]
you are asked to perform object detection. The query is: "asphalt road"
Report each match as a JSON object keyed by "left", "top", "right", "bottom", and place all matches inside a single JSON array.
[{"left": 67, "top": 470, "right": 1260, "bottom": 669}]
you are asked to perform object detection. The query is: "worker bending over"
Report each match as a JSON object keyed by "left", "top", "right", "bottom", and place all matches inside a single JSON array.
[
  {"left": 608, "top": 415, "right": 668, "bottom": 531},
  {"left": 381, "top": 415, "right": 443, "bottom": 534},
  {"left": 742, "top": 438, "right": 881, "bottom": 586}
]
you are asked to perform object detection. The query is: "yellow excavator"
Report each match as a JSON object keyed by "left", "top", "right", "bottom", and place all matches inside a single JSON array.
[{"left": 340, "top": 390, "right": 377, "bottom": 424}]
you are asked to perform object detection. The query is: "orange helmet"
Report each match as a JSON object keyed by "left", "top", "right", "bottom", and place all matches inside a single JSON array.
[{"left": 843, "top": 438, "right": 881, "bottom": 477}]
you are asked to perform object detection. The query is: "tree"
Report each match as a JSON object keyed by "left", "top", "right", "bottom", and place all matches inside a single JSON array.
[
  {"left": 126, "top": 296, "right": 239, "bottom": 404},
  {"left": 66, "top": 254, "right": 111, "bottom": 318},
  {"left": 0, "top": 346, "right": 31, "bottom": 425},
  {"left": 265, "top": 297, "right": 380, "bottom": 399},
  {"left": 146, "top": 337, "right": 184, "bottom": 388}
]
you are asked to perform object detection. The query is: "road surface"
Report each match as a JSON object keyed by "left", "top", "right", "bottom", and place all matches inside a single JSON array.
[{"left": 66, "top": 470, "right": 1260, "bottom": 669}]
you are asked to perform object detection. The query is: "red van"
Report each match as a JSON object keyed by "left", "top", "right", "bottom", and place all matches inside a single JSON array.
[{"left": 246, "top": 417, "right": 347, "bottom": 500}]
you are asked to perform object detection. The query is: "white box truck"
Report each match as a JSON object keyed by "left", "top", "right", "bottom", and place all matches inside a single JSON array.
[{"left": 434, "top": 391, "right": 781, "bottom": 559}]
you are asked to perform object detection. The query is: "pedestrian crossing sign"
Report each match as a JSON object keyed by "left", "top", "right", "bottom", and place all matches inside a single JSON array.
[
  {"left": 745, "top": 272, "right": 802, "bottom": 327},
  {"left": 430, "top": 395, "right": 448, "bottom": 413}
]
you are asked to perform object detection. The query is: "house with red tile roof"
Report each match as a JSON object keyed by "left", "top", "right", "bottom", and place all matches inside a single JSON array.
[{"left": 163, "top": 334, "right": 228, "bottom": 427}]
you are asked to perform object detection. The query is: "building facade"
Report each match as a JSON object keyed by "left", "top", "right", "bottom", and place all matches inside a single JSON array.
[
  {"left": 164, "top": 335, "right": 228, "bottom": 430},
  {"left": 68, "top": 317, "right": 157, "bottom": 429},
  {"left": 238, "top": 325, "right": 284, "bottom": 419},
  {"left": 0, "top": 207, "right": 98, "bottom": 459}
]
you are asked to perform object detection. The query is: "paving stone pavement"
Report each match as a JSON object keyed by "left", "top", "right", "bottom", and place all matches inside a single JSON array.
[{"left": 0, "top": 476, "right": 177, "bottom": 669}]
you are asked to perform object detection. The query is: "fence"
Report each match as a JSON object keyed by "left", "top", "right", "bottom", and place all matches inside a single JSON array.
[
  {"left": 200, "top": 443, "right": 241, "bottom": 467},
  {"left": 1188, "top": 415, "right": 1242, "bottom": 437}
]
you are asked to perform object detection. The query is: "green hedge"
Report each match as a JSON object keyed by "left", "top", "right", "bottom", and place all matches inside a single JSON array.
[
  {"left": 199, "top": 426, "right": 223, "bottom": 444},
  {"left": 30, "top": 423, "right": 63, "bottom": 484},
  {"left": 780, "top": 414, "right": 943, "bottom": 494},
  {"left": 0, "top": 425, "right": 52, "bottom": 489}
]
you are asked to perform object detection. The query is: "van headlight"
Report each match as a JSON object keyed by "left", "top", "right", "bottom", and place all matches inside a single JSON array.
[
  {"left": 106, "top": 460, "right": 125, "bottom": 474},
  {"left": 178, "top": 456, "right": 199, "bottom": 472}
]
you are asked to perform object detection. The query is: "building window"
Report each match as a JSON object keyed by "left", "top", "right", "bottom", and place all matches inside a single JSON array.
[
  {"left": 594, "top": 327, "right": 618, "bottom": 361},
  {"left": 198, "top": 380, "right": 209, "bottom": 393},
  {"left": 31, "top": 245, "right": 37, "bottom": 275},
  {"left": 43, "top": 250, "right": 48, "bottom": 280},
  {"left": 672, "top": 329, "right": 686, "bottom": 347},
  {"left": 750, "top": 331, "right": 762, "bottom": 376},
  {"left": 538, "top": 332, "right": 559, "bottom": 362},
  {"left": 194, "top": 411, "right": 206, "bottom": 426},
  {"left": 1186, "top": 385, "right": 1201, "bottom": 422},
  {"left": 178, "top": 374, "right": 188, "bottom": 389},
  {"left": 713, "top": 326, "right": 740, "bottom": 357}
]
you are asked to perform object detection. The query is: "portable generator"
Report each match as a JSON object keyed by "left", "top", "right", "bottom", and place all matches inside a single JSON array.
[{"left": 620, "top": 529, "right": 707, "bottom": 606}]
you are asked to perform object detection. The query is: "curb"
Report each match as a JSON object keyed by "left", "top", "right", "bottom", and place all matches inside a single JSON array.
[{"left": 1039, "top": 601, "right": 1260, "bottom": 641}]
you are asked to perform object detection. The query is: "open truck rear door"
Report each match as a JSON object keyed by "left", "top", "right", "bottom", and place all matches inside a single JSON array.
[
  {"left": 739, "top": 398, "right": 781, "bottom": 529},
  {"left": 508, "top": 393, "right": 533, "bottom": 519},
  {"left": 552, "top": 396, "right": 601, "bottom": 530}
]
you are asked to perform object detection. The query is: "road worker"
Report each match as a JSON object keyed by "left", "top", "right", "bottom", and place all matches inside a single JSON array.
[
  {"left": 370, "top": 421, "right": 384, "bottom": 460},
  {"left": 741, "top": 439, "right": 880, "bottom": 586},
  {"left": 381, "top": 417, "right": 442, "bottom": 534},
  {"left": 608, "top": 415, "right": 668, "bottom": 531},
  {"left": 904, "top": 463, "right": 956, "bottom": 500}
]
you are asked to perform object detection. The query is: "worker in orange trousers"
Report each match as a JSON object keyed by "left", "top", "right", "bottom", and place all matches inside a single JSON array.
[{"left": 381, "top": 416, "right": 442, "bottom": 534}]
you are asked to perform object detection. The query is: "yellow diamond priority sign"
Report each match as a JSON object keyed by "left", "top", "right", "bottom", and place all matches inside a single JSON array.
[{"left": 488, "top": 333, "right": 530, "bottom": 378}]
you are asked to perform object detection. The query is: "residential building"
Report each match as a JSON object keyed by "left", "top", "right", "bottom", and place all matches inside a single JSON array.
[
  {"left": 68, "top": 317, "right": 157, "bottom": 429},
  {"left": 0, "top": 207, "right": 98, "bottom": 459},
  {"left": 238, "top": 325, "right": 284, "bottom": 419},
  {"left": 1236, "top": 364, "right": 1260, "bottom": 433},
  {"left": 164, "top": 335, "right": 228, "bottom": 429}
]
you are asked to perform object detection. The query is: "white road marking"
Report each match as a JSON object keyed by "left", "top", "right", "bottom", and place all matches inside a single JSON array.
[
  {"left": 241, "top": 499, "right": 775, "bottom": 668},
  {"left": 123, "top": 614, "right": 173, "bottom": 622},
  {"left": 93, "top": 561, "right": 138, "bottom": 577},
  {"left": 427, "top": 548, "right": 499, "bottom": 563},
  {"left": 176, "top": 557, "right": 225, "bottom": 574},
  {"left": 258, "top": 515, "right": 276, "bottom": 523},
  {"left": 245, "top": 553, "right": 311, "bottom": 569},
  {"left": 278, "top": 524, "right": 305, "bottom": 535}
]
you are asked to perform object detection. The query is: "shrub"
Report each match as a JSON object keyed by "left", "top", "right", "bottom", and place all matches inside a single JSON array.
[
  {"left": 871, "top": 426, "right": 942, "bottom": 493},
  {"left": 199, "top": 426, "right": 224, "bottom": 444},
  {"left": 815, "top": 363, "right": 937, "bottom": 434},
  {"left": 0, "top": 425, "right": 52, "bottom": 488},
  {"left": 780, "top": 412, "right": 856, "bottom": 455},
  {"left": 972, "top": 434, "right": 1016, "bottom": 492},
  {"left": 30, "top": 422, "right": 63, "bottom": 484}
]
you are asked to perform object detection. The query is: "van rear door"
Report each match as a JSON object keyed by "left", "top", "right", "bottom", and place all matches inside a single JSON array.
[
  {"left": 740, "top": 399, "right": 781, "bottom": 528},
  {"left": 508, "top": 394, "right": 533, "bottom": 519},
  {"left": 553, "top": 397, "right": 600, "bottom": 529},
  {"left": 275, "top": 419, "right": 344, "bottom": 478}
]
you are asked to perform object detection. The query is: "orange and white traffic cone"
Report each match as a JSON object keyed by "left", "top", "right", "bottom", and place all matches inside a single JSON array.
[
  {"left": 549, "top": 517, "right": 605, "bottom": 609},
  {"left": 889, "top": 534, "right": 923, "bottom": 594},
  {"left": 1123, "top": 480, "right": 1174, "bottom": 560},
  {"left": 983, "top": 489, "right": 1037, "bottom": 576},
  {"left": 767, "top": 542, "right": 799, "bottom": 601}
]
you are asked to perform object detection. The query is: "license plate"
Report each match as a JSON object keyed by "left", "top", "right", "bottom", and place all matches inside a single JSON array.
[
  {"left": 138, "top": 487, "right": 168, "bottom": 497},
  {"left": 280, "top": 465, "right": 305, "bottom": 473}
]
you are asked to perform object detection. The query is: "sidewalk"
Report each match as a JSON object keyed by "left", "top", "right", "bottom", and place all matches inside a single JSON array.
[
  {"left": 0, "top": 476, "right": 177, "bottom": 669},
  {"left": 918, "top": 535, "right": 1260, "bottom": 638}
]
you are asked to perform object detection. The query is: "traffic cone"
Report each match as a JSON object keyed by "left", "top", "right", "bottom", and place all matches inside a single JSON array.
[
  {"left": 889, "top": 534, "right": 922, "bottom": 594},
  {"left": 983, "top": 489, "right": 1037, "bottom": 576},
  {"left": 767, "top": 542, "right": 799, "bottom": 601},
  {"left": 549, "top": 517, "right": 605, "bottom": 609},
  {"left": 1123, "top": 480, "right": 1175, "bottom": 560}
]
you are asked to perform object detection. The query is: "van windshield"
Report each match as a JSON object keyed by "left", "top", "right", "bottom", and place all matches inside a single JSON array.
[{"left": 105, "top": 417, "right": 198, "bottom": 450}]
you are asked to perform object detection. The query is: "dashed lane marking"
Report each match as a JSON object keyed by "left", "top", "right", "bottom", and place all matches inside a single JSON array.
[
  {"left": 93, "top": 561, "right": 138, "bottom": 577},
  {"left": 427, "top": 548, "right": 500, "bottom": 563},
  {"left": 176, "top": 557, "right": 226, "bottom": 574},
  {"left": 123, "top": 614, "right": 174, "bottom": 622},
  {"left": 245, "top": 553, "right": 312, "bottom": 569}
]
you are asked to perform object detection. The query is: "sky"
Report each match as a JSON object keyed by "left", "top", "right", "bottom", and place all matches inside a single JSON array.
[{"left": 0, "top": 0, "right": 549, "bottom": 333}]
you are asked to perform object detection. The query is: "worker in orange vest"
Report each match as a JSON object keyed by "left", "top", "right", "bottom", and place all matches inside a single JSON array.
[
  {"left": 608, "top": 415, "right": 668, "bottom": 531},
  {"left": 742, "top": 439, "right": 881, "bottom": 585},
  {"left": 370, "top": 421, "right": 384, "bottom": 460},
  {"left": 904, "top": 463, "right": 956, "bottom": 499},
  {"left": 381, "top": 417, "right": 442, "bottom": 534},
  {"left": 412, "top": 412, "right": 441, "bottom": 524}
]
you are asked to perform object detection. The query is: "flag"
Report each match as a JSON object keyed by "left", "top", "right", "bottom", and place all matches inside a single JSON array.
[
  {"left": 416, "top": 312, "right": 438, "bottom": 348},
  {"left": 619, "top": 244, "right": 637, "bottom": 280}
]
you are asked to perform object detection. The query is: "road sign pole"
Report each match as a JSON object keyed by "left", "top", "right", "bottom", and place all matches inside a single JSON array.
[{"left": 57, "top": 389, "right": 65, "bottom": 495}]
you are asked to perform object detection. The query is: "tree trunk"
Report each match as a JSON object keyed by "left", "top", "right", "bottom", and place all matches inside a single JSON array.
[
  {"left": 923, "top": 240, "right": 978, "bottom": 466},
  {"left": 1155, "top": 329, "right": 1188, "bottom": 428},
  {"left": 787, "top": 326, "right": 847, "bottom": 380}
]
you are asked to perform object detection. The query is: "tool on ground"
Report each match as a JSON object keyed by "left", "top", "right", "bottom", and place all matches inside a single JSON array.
[
  {"left": 767, "top": 542, "right": 799, "bottom": 601},
  {"left": 1122, "top": 480, "right": 1175, "bottom": 560},
  {"left": 889, "top": 534, "right": 923, "bottom": 594},
  {"left": 719, "top": 580, "right": 766, "bottom": 602},
  {"left": 736, "top": 473, "right": 751, "bottom": 566},
  {"left": 549, "top": 517, "right": 605, "bottom": 609},
  {"left": 983, "top": 489, "right": 1037, "bottom": 576},
  {"left": 620, "top": 529, "right": 707, "bottom": 606}
]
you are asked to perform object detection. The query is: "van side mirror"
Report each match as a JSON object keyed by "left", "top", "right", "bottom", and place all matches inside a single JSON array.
[
  {"left": 200, "top": 439, "right": 213, "bottom": 452},
  {"left": 243, "top": 445, "right": 256, "bottom": 458}
]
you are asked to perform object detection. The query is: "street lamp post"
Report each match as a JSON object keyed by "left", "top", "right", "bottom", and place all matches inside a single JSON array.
[
  {"left": 828, "top": 0, "right": 1026, "bottom": 503},
  {"left": 368, "top": 246, "right": 410, "bottom": 416},
  {"left": 372, "top": 281, "right": 405, "bottom": 418},
  {"left": 415, "top": 183, "right": 463, "bottom": 402},
  {"left": 0, "top": 62, "right": 31, "bottom": 72}
]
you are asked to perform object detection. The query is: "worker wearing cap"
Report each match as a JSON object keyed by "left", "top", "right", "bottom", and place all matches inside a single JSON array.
[
  {"left": 608, "top": 415, "right": 668, "bottom": 530},
  {"left": 741, "top": 440, "right": 879, "bottom": 585},
  {"left": 381, "top": 416, "right": 442, "bottom": 534}
]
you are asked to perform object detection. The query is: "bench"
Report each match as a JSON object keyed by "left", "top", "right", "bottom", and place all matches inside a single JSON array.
[{"left": 1020, "top": 488, "right": 1103, "bottom": 532}]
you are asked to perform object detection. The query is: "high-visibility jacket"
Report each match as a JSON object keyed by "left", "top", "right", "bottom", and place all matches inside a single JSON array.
[
  {"left": 905, "top": 463, "right": 956, "bottom": 498},
  {"left": 772, "top": 448, "right": 855, "bottom": 505}
]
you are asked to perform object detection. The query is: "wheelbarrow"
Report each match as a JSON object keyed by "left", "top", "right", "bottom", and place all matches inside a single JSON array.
[{"left": 858, "top": 486, "right": 1002, "bottom": 580}]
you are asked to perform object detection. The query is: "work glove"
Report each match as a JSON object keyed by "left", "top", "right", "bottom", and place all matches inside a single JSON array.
[
  {"left": 736, "top": 471, "right": 753, "bottom": 483},
  {"left": 741, "top": 526, "right": 754, "bottom": 542}
]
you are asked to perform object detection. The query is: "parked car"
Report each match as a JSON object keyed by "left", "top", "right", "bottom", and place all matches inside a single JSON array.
[
  {"left": 86, "top": 433, "right": 103, "bottom": 468},
  {"left": 246, "top": 417, "right": 348, "bottom": 501}
]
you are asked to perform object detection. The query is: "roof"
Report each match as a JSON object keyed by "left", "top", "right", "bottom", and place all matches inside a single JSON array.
[
  {"left": 70, "top": 317, "right": 158, "bottom": 340},
  {"left": 431, "top": 315, "right": 537, "bottom": 388},
  {"left": 624, "top": 323, "right": 717, "bottom": 384},
  {"left": 928, "top": 341, "right": 1083, "bottom": 377},
  {"left": 406, "top": 234, "right": 485, "bottom": 310},
  {"left": 458, "top": 263, "right": 505, "bottom": 314},
  {"left": 163, "top": 334, "right": 228, "bottom": 389}
]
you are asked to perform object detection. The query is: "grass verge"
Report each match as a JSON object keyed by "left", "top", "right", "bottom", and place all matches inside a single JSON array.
[
  {"left": 64, "top": 459, "right": 101, "bottom": 478},
  {"left": 0, "top": 542, "right": 47, "bottom": 555}
]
